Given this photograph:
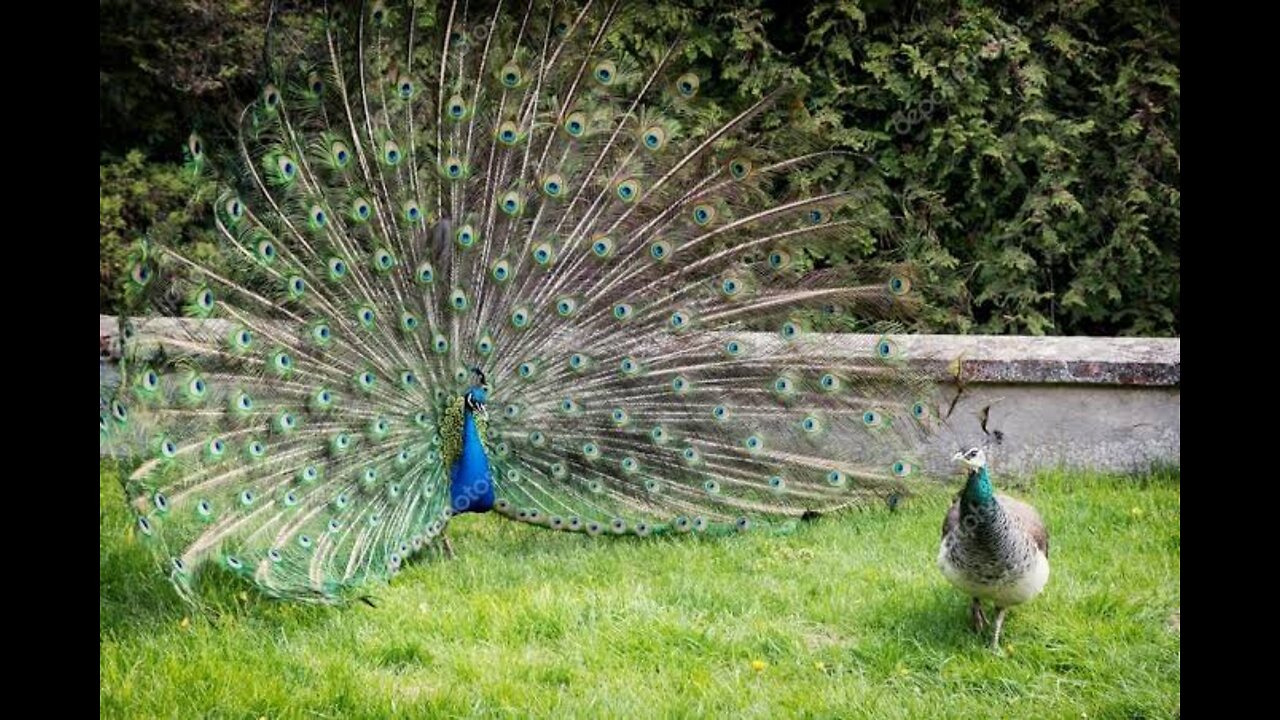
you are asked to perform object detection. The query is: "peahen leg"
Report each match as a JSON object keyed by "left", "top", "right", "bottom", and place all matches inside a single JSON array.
[
  {"left": 969, "top": 598, "right": 989, "bottom": 632},
  {"left": 991, "top": 607, "right": 1008, "bottom": 651}
]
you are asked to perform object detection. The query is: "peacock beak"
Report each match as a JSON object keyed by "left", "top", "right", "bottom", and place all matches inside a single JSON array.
[{"left": 951, "top": 451, "right": 965, "bottom": 463}]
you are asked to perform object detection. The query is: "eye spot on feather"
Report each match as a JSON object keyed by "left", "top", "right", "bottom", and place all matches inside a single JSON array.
[
  {"left": 500, "top": 63, "right": 523, "bottom": 88},
  {"left": 456, "top": 225, "right": 476, "bottom": 248},
  {"left": 594, "top": 60, "right": 616, "bottom": 85},
  {"left": 532, "top": 243, "right": 554, "bottom": 266},
  {"left": 676, "top": 72, "right": 700, "bottom": 98},
  {"left": 498, "top": 121, "right": 521, "bottom": 145},
  {"left": 565, "top": 112, "right": 587, "bottom": 137},
  {"left": 448, "top": 95, "right": 467, "bottom": 119},
  {"left": 641, "top": 126, "right": 666, "bottom": 151},
  {"left": 591, "top": 236, "right": 614, "bottom": 258},
  {"left": 615, "top": 179, "right": 639, "bottom": 202}
]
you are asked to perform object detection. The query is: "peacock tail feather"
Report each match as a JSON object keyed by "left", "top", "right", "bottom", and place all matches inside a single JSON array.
[{"left": 101, "top": 0, "right": 940, "bottom": 603}]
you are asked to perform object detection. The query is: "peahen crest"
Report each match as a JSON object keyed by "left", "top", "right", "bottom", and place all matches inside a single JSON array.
[{"left": 101, "top": 0, "right": 940, "bottom": 603}]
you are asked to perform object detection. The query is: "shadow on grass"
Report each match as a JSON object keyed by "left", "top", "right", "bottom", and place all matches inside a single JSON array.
[{"left": 877, "top": 587, "right": 987, "bottom": 653}]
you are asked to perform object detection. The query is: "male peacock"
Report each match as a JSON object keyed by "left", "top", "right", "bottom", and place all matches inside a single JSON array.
[
  {"left": 939, "top": 447, "right": 1050, "bottom": 650},
  {"left": 100, "top": 0, "right": 940, "bottom": 604}
]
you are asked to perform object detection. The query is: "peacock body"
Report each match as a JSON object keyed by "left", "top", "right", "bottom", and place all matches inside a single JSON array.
[
  {"left": 939, "top": 448, "right": 1050, "bottom": 649},
  {"left": 101, "top": 0, "right": 939, "bottom": 603}
]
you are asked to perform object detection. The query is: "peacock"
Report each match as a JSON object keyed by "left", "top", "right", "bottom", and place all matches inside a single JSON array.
[
  {"left": 939, "top": 447, "right": 1050, "bottom": 650},
  {"left": 100, "top": 0, "right": 942, "bottom": 604}
]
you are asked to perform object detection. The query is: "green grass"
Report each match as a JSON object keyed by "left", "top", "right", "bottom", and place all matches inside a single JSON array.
[{"left": 100, "top": 463, "right": 1179, "bottom": 718}]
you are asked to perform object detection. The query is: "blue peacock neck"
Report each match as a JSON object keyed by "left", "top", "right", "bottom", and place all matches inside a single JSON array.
[
  {"left": 962, "top": 466, "right": 996, "bottom": 507},
  {"left": 449, "top": 403, "right": 495, "bottom": 514}
]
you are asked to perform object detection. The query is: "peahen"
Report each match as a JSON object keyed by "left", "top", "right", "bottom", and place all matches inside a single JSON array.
[
  {"left": 939, "top": 447, "right": 1050, "bottom": 650},
  {"left": 100, "top": 0, "right": 940, "bottom": 604}
]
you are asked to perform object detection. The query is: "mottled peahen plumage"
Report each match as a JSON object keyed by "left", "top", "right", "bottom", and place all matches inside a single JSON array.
[
  {"left": 938, "top": 448, "right": 1050, "bottom": 650},
  {"left": 100, "top": 0, "right": 940, "bottom": 603}
]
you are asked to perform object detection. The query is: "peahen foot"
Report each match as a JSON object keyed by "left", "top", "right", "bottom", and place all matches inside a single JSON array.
[
  {"left": 969, "top": 597, "right": 989, "bottom": 632},
  {"left": 990, "top": 607, "right": 1009, "bottom": 652}
]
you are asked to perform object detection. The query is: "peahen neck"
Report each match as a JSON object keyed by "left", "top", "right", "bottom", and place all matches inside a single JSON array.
[
  {"left": 449, "top": 406, "right": 495, "bottom": 514},
  {"left": 963, "top": 466, "right": 996, "bottom": 506}
]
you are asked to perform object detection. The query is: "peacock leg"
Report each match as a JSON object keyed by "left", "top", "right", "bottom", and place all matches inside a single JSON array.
[
  {"left": 969, "top": 597, "right": 989, "bottom": 631},
  {"left": 990, "top": 607, "right": 1008, "bottom": 651},
  {"left": 440, "top": 533, "right": 456, "bottom": 560}
]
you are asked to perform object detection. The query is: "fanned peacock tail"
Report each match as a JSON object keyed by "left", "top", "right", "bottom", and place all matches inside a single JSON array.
[{"left": 101, "top": 0, "right": 941, "bottom": 603}]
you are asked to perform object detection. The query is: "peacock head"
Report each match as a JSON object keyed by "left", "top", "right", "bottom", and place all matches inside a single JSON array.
[
  {"left": 952, "top": 447, "right": 986, "bottom": 471},
  {"left": 465, "top": 367, "right": 489, "bottom": 420}
]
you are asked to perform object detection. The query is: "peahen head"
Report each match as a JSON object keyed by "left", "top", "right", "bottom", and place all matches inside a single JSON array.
[
  {"left": 953, "top": 447, "right": 994, "bottom": 504},
  {"left": 952, "top": 447, "right": 987, "bottom": 472}
]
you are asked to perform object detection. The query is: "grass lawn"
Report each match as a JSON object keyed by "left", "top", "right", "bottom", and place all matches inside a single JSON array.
[{"left": 100, "top": 462, "right": 1179, "bottom": 718}]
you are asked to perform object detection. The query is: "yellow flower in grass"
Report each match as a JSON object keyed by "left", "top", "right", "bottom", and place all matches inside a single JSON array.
[{"left": 751, "top": 660, "right": 767, "bottom": 672}]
